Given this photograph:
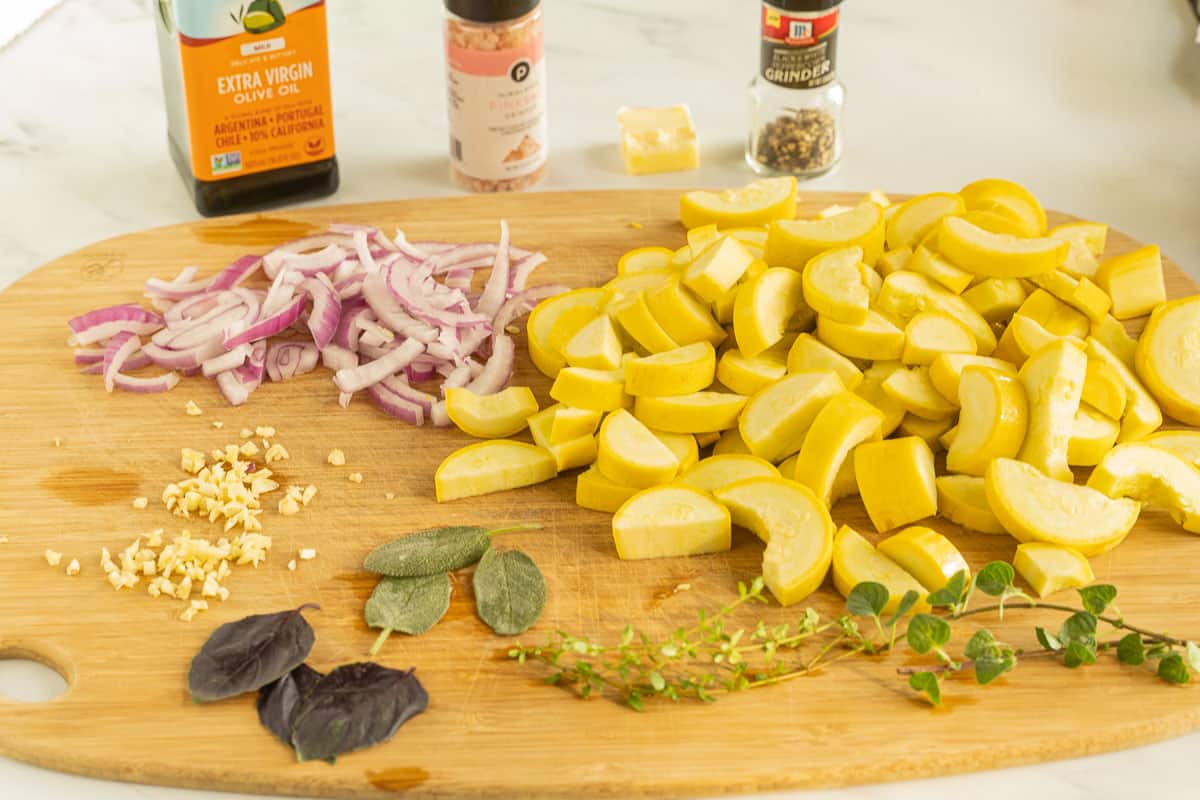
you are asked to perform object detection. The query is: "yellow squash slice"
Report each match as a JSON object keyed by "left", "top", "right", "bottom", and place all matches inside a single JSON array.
[
  {"left": 716, "top": 348, "right": 787, "bottom": 396},
  {"left": 623, "top": 341, "right": 716, "bottom": 397},
  {"left": 764, "top": 201, "right": 886, "bottom": 269},
  {"left": 1135, "top": 296, "right": 1200, "bottom": 426},
  {"left": 550, "top": 366, "right": 629, "bottom": 412},
  {"left": 1013, "top": 542, "right": 1095, "bottom": 598},
  {"left": 802, "top": 246, "right": 871, "bottom": 325},
  {"left": 1088, "top": 443, "right": 1200, "bottom": 533},
  {"left": 634, "top": 391, "right": 749, "bottom": 434},
  {"left": 877, "top": 526, "right": 971, "bottom": 593},
  {"left": 435, "top": 441, "right": 557, "bottom": 502},
  {"left": 832, "top": 525, "right": 929, "bottom": 615},
  {"left": 792, "top": 391, "right": 884, "bottom": 506},
  {"left": 816, "top": 309, "right": 906, "bottom": 361},
  {"left": 946, "top": 367, "right": 1028, "bottom": 476},
  {"left": 596, "top": 409, "right": 680, "bottom": 488},
  {"left": 938, "top": 216, "right": 1068, "bottom": 278},
  {"left": 678, "top": 454, "right": 779, "bottom": 493},
  {"left": 1016, "top": 339, "right": 1087, "bottom": 482},
  {"left": 786, "top": 333, "right": 864, "bottom": 390},
  {"left": 936, "top": 475, "right": 1006, "bottom": 535},
  {"left": 984, "top": 458, "right": 1140, "bottom": 556},
  {"left": 680, "top": 177, "right": 797, "bottom": 230},
  {"left": 712, "top": 477, "right": 835, "bottom": 606},
  {"left": 612, "top": 486, "right": 731, "bottom": 560},
  {"left": 738, "top": 371, "right": 844, "bottom": 462},
  {"left": 445, "top": 386, "right": 539, "bottom": 439},
  {"left": 734, "top": 266, "right": 805, "bottom": 356},
  {"left": 576, "top": 466, "right": 639, "bottom": 513},
  {"left": 855, "top": 436, "right": 938, "bottom": 532},
  {"left": 644, "top": 276, "right": 728, "bottom": 347},
  {"left": 886, "top": 192, "right": 966, "bottom": 251}
]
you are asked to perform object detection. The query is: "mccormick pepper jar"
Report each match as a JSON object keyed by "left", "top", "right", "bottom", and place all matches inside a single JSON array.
[
  {"left": 747, "top": 0, "right": 845, "bottom": 179},
  {"left": 153, "top": 0, "right": 339, "bottom": 216},
  {"left": 444, "top": 0, "right": 548, "bottom": 192}
]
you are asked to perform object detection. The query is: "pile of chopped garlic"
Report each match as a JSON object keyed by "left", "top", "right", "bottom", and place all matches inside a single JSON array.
[{"left": 93, "top": 427, "right": 320, "bottom": 621}]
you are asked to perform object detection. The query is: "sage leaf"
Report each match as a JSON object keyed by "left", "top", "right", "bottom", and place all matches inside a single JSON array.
[
  {"left": 908, "top": 671, "right": 941, "bottom": 705},
  {"left": 975, "top": 562, "right": 1015, "bottom": 597},
  {"left": 188, "top": 604, "right": 318, "bottom": 703},
  {"left": 291, "top": 663, "right": 429, "bottom": 763},
  {"left": 473, "top": 548, "right": 547, "bottom": 636},
  {"left": 1077, "top": 584, "right": 1118, "bottom": 616},
  {"left": 363, "top": 526, "right": 491, "bottom": 577},
  {"left": 1157, "top": 653, "right": 1191, "bottom": 685},
  {"left": 846, "top": 582, "right": 889, "bottom": 618},
  {"left": 906, "top": 614, "right": 951, "bottom": 654},
  {"left": 365, "top": 574, "right": 452, "bottom": 655},
  {"left": 257, "top": 663, "right": 323, "bottom": 746},
  {"left": 1117, "top": 633, "right": 1146, "bottom": 665}
]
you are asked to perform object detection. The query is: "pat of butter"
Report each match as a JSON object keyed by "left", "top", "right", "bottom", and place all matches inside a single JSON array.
[{"left": 617, "top": 105, "right": 699, "bottom": 176}]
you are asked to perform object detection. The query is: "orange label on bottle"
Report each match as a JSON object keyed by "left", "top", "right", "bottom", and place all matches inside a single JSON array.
[{"left": 176, "top": 0, "right": 334, "bottom": 181}]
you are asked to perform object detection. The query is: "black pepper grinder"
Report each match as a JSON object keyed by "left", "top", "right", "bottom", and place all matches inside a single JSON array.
[{"left": 747, "top": 0, "right": 845, "bottom": 178}]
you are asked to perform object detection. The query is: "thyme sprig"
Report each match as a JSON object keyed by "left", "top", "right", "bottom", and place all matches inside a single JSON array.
[{"left": 509, "top": 562, "right": 1199, "bottom": 710}]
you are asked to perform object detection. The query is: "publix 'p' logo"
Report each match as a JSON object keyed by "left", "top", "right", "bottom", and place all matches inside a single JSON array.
[{"left": 235, "top": 0, "right": 287, "bottom": 35}]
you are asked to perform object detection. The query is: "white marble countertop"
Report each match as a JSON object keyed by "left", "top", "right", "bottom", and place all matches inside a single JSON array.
[{"left": 2, "top": 1, "right": 1200, "bottom": 798}]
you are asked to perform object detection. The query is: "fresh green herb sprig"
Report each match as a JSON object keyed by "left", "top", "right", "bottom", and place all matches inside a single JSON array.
[{"left": 510, "top": 562, "right": 1199, "bottom": 711}]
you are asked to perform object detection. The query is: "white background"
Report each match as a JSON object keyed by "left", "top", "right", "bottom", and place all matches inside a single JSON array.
[{"left": 2, "top": 1, "right": 1200, "bottom": 799}]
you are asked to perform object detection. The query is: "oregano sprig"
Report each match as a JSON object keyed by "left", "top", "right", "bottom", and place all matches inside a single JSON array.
[{"left": 510, "top": 561, "right": 1199, "bottom": 710}]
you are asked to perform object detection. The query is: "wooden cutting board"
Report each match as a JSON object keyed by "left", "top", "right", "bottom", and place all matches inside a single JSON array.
[{"left": 1, "top": 190, "right": 1198, "bottom": 799}]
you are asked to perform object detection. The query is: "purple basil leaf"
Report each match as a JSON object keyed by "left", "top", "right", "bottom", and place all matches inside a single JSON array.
[
  {"left": 188, "top": 604, "right": 319, "bottom": 702},
  {"left": 257, "top": 663, "right": 324, "bottom": 746},
  {"left": 291, "top": 662, "right": 428, "bottom": 763}
]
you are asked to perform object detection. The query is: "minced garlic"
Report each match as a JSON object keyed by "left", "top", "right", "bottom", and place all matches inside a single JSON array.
[
  {"left": 385, "top": 492, "right": 396, "bottom": 501},
  {"left": 255, "top": 426, "right": 277, "bottom": 438},
  {"left": 0, "top": 536, "right": 9, "bottom": 544},
  {"left": 287, "top": 559, "right": 297, "bottom": 571},
  {"left": 53, "top": 437, "right": 63, "bottom": 448},
  {"left": 45, "top": 549, "right": 63, "bottom": 566},
  {"left": 185, "top": 400, "right": 203, "bottom": 416},
  {"left": 66, "top": 559, "right": 81, "bottom": 576},
  {"left": 132, "top": 497, "right": 148, "bottom": 510},
  {"left": 240, "top": 428, "right": 253, "bottom": 438},
  {"left": 212, "top": 421, "right": 224, "bottom": 429},
  {"left": 264, "top": 443, "right": 289, "bottom": 464},
  {"left": 278, "top": 495, "right": 301, "bottom": 516},
  {"left": 327, "top": 448, "right": 346, "bottom": 466},
  {"left": 299, "top": 548, "right": 316, "bottom": 561},
  {"left": 240, "top": 440, "right": 259, "bottom": 458},
  {"left": 348, "top": 472, "right": 363, "bottom": 484}
]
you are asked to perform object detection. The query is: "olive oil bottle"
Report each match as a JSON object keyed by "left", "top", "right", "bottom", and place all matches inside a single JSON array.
[{"left": 153, "top": 0, "right": 338, "bottom": 216}]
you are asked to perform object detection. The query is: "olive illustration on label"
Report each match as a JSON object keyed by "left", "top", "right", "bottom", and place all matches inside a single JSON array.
[
  {"left": 243, "top": 0, "right": 286, "bottom": 35},
  {"left": 157, "top": 0, "right": 173, "bottom": 33}
]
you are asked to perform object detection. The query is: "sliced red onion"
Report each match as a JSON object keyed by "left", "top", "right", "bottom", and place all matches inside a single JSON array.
[
  {"left": 113, "top": 372, "right": 180, "bottom": 394},
  {"left": 74, "top": 348, "right": 104, "bottom": 366},
  {"left": 321, "top": 345, "right": 359, "bottom": 371},
  {"left": 464, "top": 335, "right": 514, "bottom": 395},
  {"left": 299, "top": 272, "right": 341, "bottom": 349},
  {"left": 494, "top": 284, "right": 568, "bottom": 332},
  {"left": 201, "top": 344, "right": 251, "bottom": 378},
  {"left": 224, "top": 295, "right": 305, "bottom": 350},
  {"left": 362, "top": 273, "right": 439, "bottom": 343},
  {"left": 142, "top": 338, "right": 226, "bottom": 371},
  {"left": 263, "top": 235, "right": 356, "bottom": 278},
  {"left": 442, "top": 364, "right": 472, "bottom": 390},
  {"left": 379, "top": 376, "right": 436, "bottom": 413},
  {"left": 209, "top": 255, "right": 263, "bottom": 291},
  {"left": 216, "top": 371, "right": 250, "bottom": 406},
  {"left": 510, "top": 251, "right": 549, "bottom": 293},
  {"left": 338, "top": 391, "right": 353, "bottom": 409},
  {"left": 266, "top": 341, "right": 320, "bottom": 382},
  {"left": 333, "top": 337, "right": 424, "bottom": 394},
  {"left": 406, "top": 362, "right": 435, "bottom": 383},
  {"left": 102, "top": 332, "right": 142, "bottom": 393},
  {"left": 67, "top": 305, "right": 164, "bottom": 346},
  {"left": 367, "top": 383, "right": 425, "bottom": 425},
  {"left": 430, "top": 400, "right": 450, "bottom": 427},
  {"left": 262, "top": 267, "right": 305, "bottom": 317},
  {"left": 444, "top": 269, "right": 472, "bottom": 290},
  {"left": 475, "top": 221, "right": 510, "bottom": 320},
  {"left": 352, "top": 230, "right": 381, "bottom": 276}
]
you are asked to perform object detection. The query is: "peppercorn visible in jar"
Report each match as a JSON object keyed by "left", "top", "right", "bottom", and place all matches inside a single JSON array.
[{"left": 755, "top": 108, "right": 836, "bottom": 174}]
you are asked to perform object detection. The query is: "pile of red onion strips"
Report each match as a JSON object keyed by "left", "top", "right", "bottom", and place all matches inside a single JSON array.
[{"left": 68, "top": 223, "right": 564, "bottom": 426}]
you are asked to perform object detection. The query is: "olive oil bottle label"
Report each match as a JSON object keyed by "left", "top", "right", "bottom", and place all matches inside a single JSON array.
[
  {"left": 156, "top": 0, "right": 335, "bottom": 182},
  {"left": 760, "top": 3, "right": 840, "bottom": 90}
]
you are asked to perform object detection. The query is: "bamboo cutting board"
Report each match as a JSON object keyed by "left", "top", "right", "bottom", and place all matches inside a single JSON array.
[{"left": 1, "top": 190, "right": 1198, "bottom": 799}]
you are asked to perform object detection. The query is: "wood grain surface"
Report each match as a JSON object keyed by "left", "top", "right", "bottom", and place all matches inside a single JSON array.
[{"left": 0, "top": 191, "right": 1197, "bottom": 799}]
